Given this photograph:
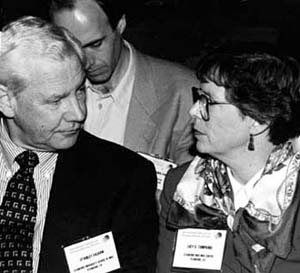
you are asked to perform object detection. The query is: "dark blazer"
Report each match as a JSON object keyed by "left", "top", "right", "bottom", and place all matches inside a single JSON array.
[
  {"left": 37, "top": 131, "right": 158, "bottom": 272},
  {"left": 157, "top": 161, "right": 300, "bottom": 273},
  {"left": 157, "top": 162, "right": 189, "bottom": 273}
]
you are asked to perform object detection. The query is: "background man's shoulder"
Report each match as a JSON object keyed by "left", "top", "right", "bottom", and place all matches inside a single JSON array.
[{"left": 135, "top": 49, "right": 197, "bottom": 81}]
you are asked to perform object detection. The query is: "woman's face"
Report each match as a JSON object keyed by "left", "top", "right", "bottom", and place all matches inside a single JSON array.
[{"left": 190, "top": 80, "right": 253, "bottom": 159}]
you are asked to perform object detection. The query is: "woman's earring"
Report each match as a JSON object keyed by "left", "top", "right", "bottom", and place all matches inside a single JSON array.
[{"left": 248, "top": 134, "right": 254, "bottom": 151}]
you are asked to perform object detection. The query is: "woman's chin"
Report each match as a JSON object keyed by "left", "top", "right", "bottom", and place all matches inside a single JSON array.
[{"left": 196, "top": 141, "right": 209, "bottom": 155}]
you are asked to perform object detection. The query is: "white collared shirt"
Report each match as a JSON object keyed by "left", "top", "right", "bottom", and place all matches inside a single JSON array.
[
  {"left": 84, "top": 41, "right": 136, "bottom": 145},
  {"left": 0, "top": 120, "right": 57, "bottom": 273},
  {"left": 228, "top": 167, "right": 264, "bottom": 211}
]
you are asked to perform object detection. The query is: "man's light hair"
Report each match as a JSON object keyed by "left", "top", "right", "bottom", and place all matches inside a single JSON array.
[{"left": 0, "top": 16, "right": 86, "bottom": 94}]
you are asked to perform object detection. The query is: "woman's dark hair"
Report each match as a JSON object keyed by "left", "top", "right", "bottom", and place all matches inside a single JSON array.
[{"left": 196, "top": 45, "right": 300, "bottom": 145}]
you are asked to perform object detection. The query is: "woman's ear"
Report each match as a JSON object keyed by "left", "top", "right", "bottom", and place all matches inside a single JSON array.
[
  {"left": 250, "top": 120, "right": 260, "bottom": 130},
  {"left": 0, "top": 84, "right": 15, "bottom": 118},
  {"left": 249, "top": 119, "right": 269, "bottom": 136},
  {"left": 116, "top": 15, "right": 126, "bottom": 35}
]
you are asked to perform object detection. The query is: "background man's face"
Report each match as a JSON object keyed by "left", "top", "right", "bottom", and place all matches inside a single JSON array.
[
  {"left": 53, "top": 0, "right": 123, "bottom": 84},
  {"left": 7, "top": 55, "right": 87, "bottom": 152}
]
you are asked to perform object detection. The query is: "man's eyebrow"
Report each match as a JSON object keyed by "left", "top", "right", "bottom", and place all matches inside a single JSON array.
[
  {"left": 82, "top": 37, "right": 105, "bottom": 48},
  {"left": 46, "top": 92, "right": 67, "bottom": 102}
]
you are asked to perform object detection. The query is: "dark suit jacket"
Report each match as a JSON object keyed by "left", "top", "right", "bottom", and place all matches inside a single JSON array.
[{"left": 37, "top": 131, "right": 158, "bottom": 272}]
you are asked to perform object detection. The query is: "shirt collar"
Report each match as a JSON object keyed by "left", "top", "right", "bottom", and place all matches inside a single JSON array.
[
  {"left": 0, "top": 119, "right": 57, "bottom": 170},
  {"left": 86, "top": 40, "right": 135, "bottom": 108},
  {"left": 0, "top": 119, "right": 25, "bottom": 168},
  {"left": 228, "top": 166, "right": 264, "bottom": 196}
]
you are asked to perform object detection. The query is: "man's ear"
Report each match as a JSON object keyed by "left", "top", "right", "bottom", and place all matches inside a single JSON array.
[
  {"left": 116, "top": 15, "right": 126, "bottom": 35},
  {"left": 0, "top": 84, "right": 15, "bottom": 118}
]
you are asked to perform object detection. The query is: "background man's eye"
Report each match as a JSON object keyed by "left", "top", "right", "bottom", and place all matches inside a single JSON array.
[
  {"left": 92, "top": 41, "right": 102, "bottom": 47},
  {"left": 51, "top": 100, "right": 60, "bottom": 105}
]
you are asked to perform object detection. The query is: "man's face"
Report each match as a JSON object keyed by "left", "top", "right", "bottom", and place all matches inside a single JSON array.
[
  {"left": 7, "top": 56, "right": 87, "bottom": 152},
  {"left": 53, "top": 0, "right": 124, "bottom": 84}
]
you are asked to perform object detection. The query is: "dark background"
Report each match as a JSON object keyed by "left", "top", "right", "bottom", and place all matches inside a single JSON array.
[{"left": 1, "top": 0, "right": 300, "bottom": 67}]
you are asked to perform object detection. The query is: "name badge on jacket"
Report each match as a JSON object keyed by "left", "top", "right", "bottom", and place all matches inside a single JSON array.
[
  {"left": 172, "top": 228, "right": 227, "bottom": 272},
  {"left": 63, "top": 231, "right": 120, "bottom": 273}
]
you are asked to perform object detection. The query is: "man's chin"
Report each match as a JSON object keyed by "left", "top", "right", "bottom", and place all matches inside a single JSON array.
[
  {"left": 54, "top": 135, "right": 79, "bottom": 150},
  {"left": 87, "top": 72, "right": 111, "bottom": 85}
]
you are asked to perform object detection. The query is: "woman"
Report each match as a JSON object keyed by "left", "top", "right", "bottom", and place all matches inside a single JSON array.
[{"left": 157, "top": 48, "right": 300, "bottom": 273}]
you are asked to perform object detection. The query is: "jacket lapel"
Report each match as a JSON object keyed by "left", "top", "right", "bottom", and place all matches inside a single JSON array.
[
  {"left": 38, "top": 147, "right": 93, "bottom": 272},
  {"left": 124, "top": 51, "right": 159, "bottom": 152}
]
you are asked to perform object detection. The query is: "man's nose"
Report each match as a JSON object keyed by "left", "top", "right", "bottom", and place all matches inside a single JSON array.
[
  {"left": 84, "top": 49, "right": 95, "bottom": 70},
  {"left": 66, "top": 97, "right": 86, "bottom": 122}
]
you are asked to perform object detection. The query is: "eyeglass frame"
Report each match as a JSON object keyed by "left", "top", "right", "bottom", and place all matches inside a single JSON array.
[{"left": 192, "top": 86, "right": 232, "bottom": 121}]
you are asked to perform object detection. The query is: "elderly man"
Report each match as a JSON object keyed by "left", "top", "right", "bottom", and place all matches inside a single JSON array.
[
  {"left": 0, "top": 16, "right": 158, "bottom": 272},
  {"left": 50, "top": 0, "right": 198, "bottom": 165}
]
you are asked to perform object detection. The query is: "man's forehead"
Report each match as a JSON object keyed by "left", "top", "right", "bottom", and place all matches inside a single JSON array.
[
  {"left": 53, "top": 0, "right": 111, "bottom": 44},
  {"left": 74, "top": 0, "right": 108, "bottom": 22},
  {"left": 54, "top": 0, "right": 109, "bottom": 28},
  {"left": 35, "top": 60, "right": 84, "bottom": 85},
  {"left": 8, "top": 52, "right": 84, "bottom": 91}
]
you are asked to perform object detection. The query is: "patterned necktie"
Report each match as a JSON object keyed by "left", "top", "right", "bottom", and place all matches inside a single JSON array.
[{"left": 0, "top": 150, "right": 39, "bottom": 272}]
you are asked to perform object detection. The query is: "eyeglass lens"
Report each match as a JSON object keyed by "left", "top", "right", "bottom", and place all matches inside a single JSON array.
[
  {"left": 198, "top": 95, "right": 209, "bottom": 121},
  {"left": 192, "top": 87, "right": 210, "bottom": 121}
]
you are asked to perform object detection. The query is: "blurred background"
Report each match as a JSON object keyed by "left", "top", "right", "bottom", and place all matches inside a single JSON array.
[{"left": 1, "top": 0, "right": 300, "bottom": 67}]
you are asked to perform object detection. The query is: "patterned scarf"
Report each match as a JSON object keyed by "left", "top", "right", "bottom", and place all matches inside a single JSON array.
[{"left": 167, "top": 142, "right": 300, "bottom": 273}]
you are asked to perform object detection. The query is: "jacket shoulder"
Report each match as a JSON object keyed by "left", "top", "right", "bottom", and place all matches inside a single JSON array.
[
  {"left": 72, "top": 130, "right": 154, "bottom": 168},
  {"left": 163, "top": 161, "right": 192, "bottom": 196},
  {"left": 136, "top": 50, "right": 197, "bottom": 81}
]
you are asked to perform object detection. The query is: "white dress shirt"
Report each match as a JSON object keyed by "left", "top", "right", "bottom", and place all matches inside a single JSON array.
[
  {"left": 84, "top": 41, "right": 136, "bottom": 145},
  {"left": 0, "top": 120, "right": 57, "bottom": 273}
]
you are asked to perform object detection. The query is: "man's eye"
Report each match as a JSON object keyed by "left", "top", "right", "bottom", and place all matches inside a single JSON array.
[
  {"left": 90, "top": 40, "right": 103, "bottom": 48},
  {"left": 50, "top": 99, "right": 61, "bottom": 105}
]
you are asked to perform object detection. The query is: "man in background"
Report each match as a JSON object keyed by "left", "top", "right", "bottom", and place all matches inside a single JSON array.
[
  {"left": 0, "top": 16, "right": 158, "bottom": 272},
  {"left": 50, "top": 0, "right": 198, "bottom": 165}
]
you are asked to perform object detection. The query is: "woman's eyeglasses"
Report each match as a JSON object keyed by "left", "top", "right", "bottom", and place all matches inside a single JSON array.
[{"left": 192, "top": 87, "right": 232, "bottom": 121}]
